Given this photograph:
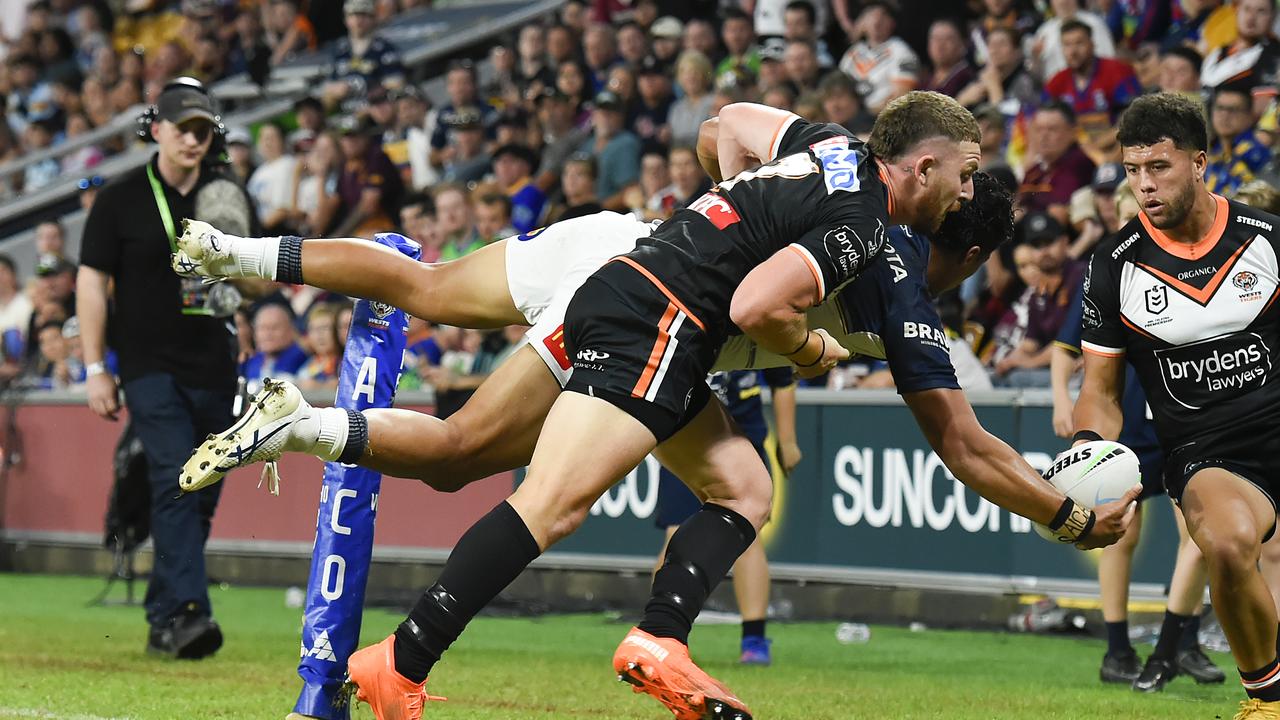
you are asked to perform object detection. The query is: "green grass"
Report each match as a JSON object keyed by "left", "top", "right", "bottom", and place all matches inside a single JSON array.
[{"left": 0, "top": 573, "right": 1248, "bottom": 719}]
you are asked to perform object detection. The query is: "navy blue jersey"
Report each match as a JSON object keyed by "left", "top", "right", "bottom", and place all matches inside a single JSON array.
[
  {"left": 328, "top": 36, "right": 405, "bottom": 95},
  {"left": 1056, "top": 279, "right": 1160, "bottom": 453},
  {"left": 708, "top": 368, "right": 794, "bottom": 437},
  {"left": 832, "top": 226, "right": 960, "bottom": 394}
]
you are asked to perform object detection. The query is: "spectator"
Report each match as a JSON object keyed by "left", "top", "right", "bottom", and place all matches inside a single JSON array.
[
  {"left": 535, "top": 87, "right": 591, "bottom": 191},
  {"left": 1043, "top": 19, "right": 1141, "bottom": 155},
  {"left": 669, "top": 51, "right": 715, "bottom": 147},
  {"left": 35, "top": 221, "right": 67, "bottom": 260},
  {"left": 0, "top": 255, "right": 32, "bottom": 348},
  {"left": 293, "top": 95, "right": 327, "bottom": 139},
  {"left": 335, "top": 114, "right": 405, "bottom": 238},
  {"left": 682, "top": 19, "right": 722, "bottom": 67},
  {"left": 430, "top": 59, "right": 497, "bottom": 168},
  {"left": 838, "top": 2, "right": 918, "bottom": 115},
  {"left": 756, "top": 39, "right": 789, "bottom": 91},
  {"left": 756, "top": 0, "right": 829, "bottom": 43},
  {"left": 490, "top": 143, "right": 546, "bottom": 234},
  {"left": 605, "top": 63, "right": 638, "bottom": 114},
  {"left": 7, "top": 54, "right": 54, "bottom": 133},
  {"left": 473, "top": 192, "right": 515, "bottom": 242},
  {"left": 517, "top": 24, "right": 555, "bottom": 94},
  {"left": 60, "top": 113, "right": 104, "bottom": 176},
  {"left": 242, "top": 302, "right": 307, "bottom": 383},
  {"left": 1206, "top": 84, "right": 1273, "bottom": 196},
  {"left": 969, "top": 0, "right": 1038, "bottom": 67},
  {"left": 265, "top": 0, "right": 318, "bottom": 66},
  {"left": 292, "top": 130, "right": 345, "bottom": 237},
  {"left": 632, "top": 56, "right": 673, "bottom": 144},
  {"left": 1159, "top": 46, "right": 1203, "bottom": 95},
  {"left": 323, "top": 0, "right": 405, "bottom": 109},
  {"left": 584, "top": 23, "right": 619, "bottom": 94},
  {"left": 550, "top": 153, "right": 603, "bottom": 221},
  {"left": 955, "top": 26, "right": 1040, "bottom": 112},
  {"left": 923, "top": 17, "right": 975, "bottom": 98},
  {"left": 365, "top": 85, "right": 397, "bottom": 136},
  {"left": 783, "top": 39, "right": 821, "bottom": 93},
  {"left": 187, "top": 34, "right": 227, "bottom": 84},
  {"left": 818, "top": 70, "right": 872, "bottom": 136},
  {"left": 1201, "top": 0, "right": 1279, "bottom": 113},
  {"left": 760, "top": 81, "right": 796, "bottom": 112},
  {"left": 617, "top": 21, "right": 650, "bottom": 67},
  {"left": 439, "top": 108, "right": 491, "bottom": 184},
  {"left": 22, "top": 118, "right": 61, "bottom": 191},
  {"left": 992, "top": 211, "right": 1082, "bottom": 388},
  {"left": 546, "top": 24, "right": 579, "bottom": 67},
  {"left": 246, "top": 123, "right": 299, "bottom": 235},
  {"left": 650, "top": 16, "right": 684, "bottom": 65},
  {"left": 296, "top": 304, "right": 340, "bottom": 391},
  {"left": 1067, "top": 162, "right": 1125, "bottom": 259},
  {"left": 664, "top": 145, "right": 712, "bottom": 211},
  {"left": 1031, "top": 0, "right": 1115, "bottom": 80},
  {"left": 224, "top": 128, "right": 255, "bottom": 185},
  {"left": 435, "top": 183, "right": 484, "bottom": 260},
  {"left": 782, "top": 1, "right": 833, "bottom": 69},
  {"left": 974, "top": 103, "right": 1010, "bottom": 170},
  {"left": 1106, "top": 0, "right": 1171, "bottom": 52},
  {"left": 717, "top": 8, "right": 759, "bottom": 82},
  {"left": 626, "top": 146, "right": 671, "bottom": 221},
  {"left": 32, "top": 318, "right": 72, "bottom": 388},
  {"left": 580, "top": 89, "right": 641, "bottom": 210},
  {"left": 1018, "top": 101, "right": 1096, "bottom": 223},
  {"left": 390, "top": 85, "right": 434, "bottom": 190},
  {"left": 399, "top": 192, "right": 441, "bottom": 261}
]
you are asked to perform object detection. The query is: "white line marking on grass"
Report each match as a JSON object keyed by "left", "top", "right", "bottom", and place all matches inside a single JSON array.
[{"left": 0, "top": 707, "right": 133, "bottom": 720}]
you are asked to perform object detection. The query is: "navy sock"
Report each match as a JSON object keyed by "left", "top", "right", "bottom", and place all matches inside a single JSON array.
[
  {"left": 1241, "top": 657, "right": 1280, "bottom": 702},
  {"left": 1177, "top": 613, "right": 1202, "bottom": 651},
  {"left": 1105, "top": 621, "right": 1132, "bottom": 656},
  {"left": 742, "top": 619, "right": 766, "bottom": 640},
  {"left": 1151, "top": 611, "right": 1193, "bottom": 661},
  {"left": 639, "top": 503, "right": 756, "bottom": 645},
  {"left": 392, "top": 501, "right": 540, "bottom": 682}
]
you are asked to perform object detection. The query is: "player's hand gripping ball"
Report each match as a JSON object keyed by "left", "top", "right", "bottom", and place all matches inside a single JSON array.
[{"left": 1034, "top": 441, "right": 1141, "bottom": 542}]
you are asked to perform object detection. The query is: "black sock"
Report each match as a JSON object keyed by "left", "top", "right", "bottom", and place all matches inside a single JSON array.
[
  {"left": 639, "top": 503, "right": 756, "bottom": 645},
  {"left": 742, "top": 619, "right": 766, "bottom": 640},
  {"left": 1241, "top": 657, "right": 1280, "bottom": 701},
  {"left": 1177, "top": 613, "right": 1201, "bottom": 651},
  {"left": 1151, "top": 610, "right": 1193, "bottom": 661},
  {"left": 1105, "top": 621, "right": 1132, "bottom": 656},
  {"left": 392, "top": 501, "right": 540, "bottom": 682}
]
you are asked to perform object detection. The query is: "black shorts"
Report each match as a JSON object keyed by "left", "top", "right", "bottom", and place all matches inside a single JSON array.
[
  {"left": 1164, "top": 424, "right": 1280, "bottom": 525},
  {"left": 563, "top": 259, "right": 715, "bottom": 442},
  {"left": 1135, "top": 445, "right": 1167, "bottom": 503}
]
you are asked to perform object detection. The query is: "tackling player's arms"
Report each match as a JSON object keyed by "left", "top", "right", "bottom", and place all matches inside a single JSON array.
[
  {"left": 714, "top": 103, "right": 800, "bottom": 178},
  {"left": 901, "top": 385, "right": 1139, "bottom": 548},
  {"left": 1070, "top": 350, "right": 1126, "bottom": 445}
]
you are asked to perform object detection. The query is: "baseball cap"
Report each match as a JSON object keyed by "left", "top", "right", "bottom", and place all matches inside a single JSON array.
[
  {"left": 637, "top": 55, "right": 668, "bottom": 77},
  {"left": 759, "top": 38, "right": 787, "bottom": 63},
  {"left": 155, "top": 79, "right": 217, "bottom": 124},
  {"left": 293, "top": 95, "right": 324, "bottom": 114},
  {"left": 650, "top": 16, "right": 684, "bottom": 39},
  {"left": 1092, "top": 163, "right": 1124, "bottom": 193},
  {"left": 344, "top": 0, "right": 375, "bottom": 14},
  {"left": 35, "top": 253, "right": 75, "bottom": 277},
  {"left": 336, "top": 114, "right": 379, "bottom": 136},
  {"left": 1018, "top": 211, "right": 1066, "bottom": 247},
  {"left": 224, "top": 126, "right": 252, "bottom": 147},
  {"left": 592, "top": 90, "right": 625, "bottom": 112},
  {"left": 492, "top": 142, "right": 538, "bottom": 169}
]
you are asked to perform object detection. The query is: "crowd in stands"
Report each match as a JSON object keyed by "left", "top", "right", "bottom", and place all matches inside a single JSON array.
[{"left": 5, "top": 0, "right": 1280, "bottom": 398}]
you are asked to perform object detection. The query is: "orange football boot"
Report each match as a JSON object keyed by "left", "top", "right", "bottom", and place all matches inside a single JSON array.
[
  {"left": 343, "top": 636, "right": 445, "bottom": 720},
  {"left": 613, "top": 627, "right": 752, "bottom": 720}
]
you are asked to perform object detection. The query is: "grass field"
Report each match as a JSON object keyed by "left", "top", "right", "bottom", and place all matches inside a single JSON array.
[{"left": 0, "top": 573, "right": 1248, "bottom": 720}]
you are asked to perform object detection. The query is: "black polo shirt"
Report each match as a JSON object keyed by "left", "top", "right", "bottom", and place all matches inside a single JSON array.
[{"left": 80, "top": 156, "right": 241, "bottom": 390}]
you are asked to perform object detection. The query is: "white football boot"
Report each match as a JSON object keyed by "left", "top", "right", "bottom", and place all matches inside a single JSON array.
[
  {"left": 181, "top": 378, "right": 306, "bottom": 494},
  {"left": 172, "top": 218, "right": 242, "bottom": 281}
]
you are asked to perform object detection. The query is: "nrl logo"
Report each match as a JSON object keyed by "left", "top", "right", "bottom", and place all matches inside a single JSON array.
[
  {"left": 1233, "top": 271, "right": 1259, "bottom": 292},
  {"left": 1145, "top": 285, "right": 1168, "bottom": 315}
]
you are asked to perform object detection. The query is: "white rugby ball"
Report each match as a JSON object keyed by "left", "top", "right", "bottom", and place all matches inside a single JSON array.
[{"left": 1033, "top": 440, "right": 1141, "bottom": 542}]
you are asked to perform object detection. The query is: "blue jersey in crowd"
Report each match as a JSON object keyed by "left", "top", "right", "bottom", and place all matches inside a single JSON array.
[{"left": 708, "top": 368, "right": 795, "bottom": 442}]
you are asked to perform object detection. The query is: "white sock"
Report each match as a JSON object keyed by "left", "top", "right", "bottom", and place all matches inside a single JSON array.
[
  {"left": 286, "top": 406, "right": 351, "bottom": 462},
  {"left": 220, "top": 234, "right": 282, "bottom": 281}
]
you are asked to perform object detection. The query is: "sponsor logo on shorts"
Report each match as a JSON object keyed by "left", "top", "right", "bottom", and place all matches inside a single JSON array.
[
  {"left": 543, "top": 324, "right": 570, "bottom": 370},
  {"left": 902, "top": 321, "right": 949, "bottom": 353},
  {"left": 687, "top": 192, "right": 741, "bottom": 230},
  {"left": 577, "top": 349, "right": 610, "bottom": 362},
  {"left": 1155, "top": 332, "right": 1272, "bottom": 409}
]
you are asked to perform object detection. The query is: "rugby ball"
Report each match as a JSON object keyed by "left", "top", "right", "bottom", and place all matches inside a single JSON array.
[{"left": 1033, "top": 440, "right": 1141, "bottom": 542}]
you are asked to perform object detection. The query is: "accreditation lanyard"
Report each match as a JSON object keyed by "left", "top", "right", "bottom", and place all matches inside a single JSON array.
[{"left": 148, "top": 163, "right": 211, "bottom": 314}]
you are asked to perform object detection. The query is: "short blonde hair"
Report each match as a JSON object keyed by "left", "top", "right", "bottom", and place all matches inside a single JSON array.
[{"left": 1234, "top": 180, "right": 1280, "bottom": 215}]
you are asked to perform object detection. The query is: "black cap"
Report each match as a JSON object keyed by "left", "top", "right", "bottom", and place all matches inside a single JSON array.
[
  {"left": 336, "top": 114, "right": 378, "bottom": 137},
  {"left": 538, "top": 86, "right": 572, "bottom": 104},
  {"left": 592, "top": 90, "right": 624, "bottom": 112},
  {"left": 759, "top": 38, "right": 787, "bottom": 63},
  {"left": 293, "top": 95, "right": 324, "bottom": 114},
  {"left": 35, "top": 253, "right": 75, "bottom": 277},
  {"left": 492, "top": 142, "right": 538, "bottom": 169},
  {"left": 1019, "top": 211, "right": 1066, "bottom": 247},
  {"left": 1092, "top": 163, "right": 1124, "bottom": 192},
  {"left": 637, "top": 55, "right": 668, "bottom": 77},
  {"left": 156, "top": 78, "right": 216, "bottom": 124}
]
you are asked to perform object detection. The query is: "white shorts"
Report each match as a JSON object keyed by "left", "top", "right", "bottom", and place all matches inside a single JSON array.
[{"left": 504, "top": 211, "right": 654, "bottom": 386}]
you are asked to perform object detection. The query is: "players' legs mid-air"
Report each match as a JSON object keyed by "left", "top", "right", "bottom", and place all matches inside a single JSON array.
[
  {"left": 1180, "top": 469, "right": 1280, "bottom": 716},
  {"left": 347, "top": 391, "right": 771, "bottom": 720}
]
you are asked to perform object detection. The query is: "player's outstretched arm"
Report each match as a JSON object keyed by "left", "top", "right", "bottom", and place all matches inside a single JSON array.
[
  {"left": 716, "top": 102, "right": 799, "bottom": 178},
  {"left": 1071, "top": 351, "right": 1126, "bottom": 446},
  {"left": 903, "top": 386, "right": 1137, "bottom": 549}
]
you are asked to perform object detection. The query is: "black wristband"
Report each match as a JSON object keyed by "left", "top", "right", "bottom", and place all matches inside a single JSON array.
[
  {"left": 793, "top": 331, "right": 826, "bottom": 368},
  {"left": 277, "top": 235, "right": 305, "bottom": 285},
  {"left": 1048, "top": 497, "right": 1075, "bottom": 531},
  {"left": 783, "top": 331, "right": 811, "bottom": 357},
  {"left": 1072, "top": 429, "right": 1103, "bottom": 444}
]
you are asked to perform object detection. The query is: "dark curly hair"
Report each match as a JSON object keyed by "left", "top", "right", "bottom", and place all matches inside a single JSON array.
[
  {"left": 932, "top": 171, "right": 1014, "bottom": 257},
  {"left": 1117, "top": 92, "right": 1208, "bottom": 153}
]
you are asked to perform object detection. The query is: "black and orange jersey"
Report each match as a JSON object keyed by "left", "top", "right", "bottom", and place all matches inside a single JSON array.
[
  {"left": 1081, "top": 196, "right": 1280, "bottom": 448},
  {"left": 622, "top": 117, "right": 893, "bottom": 346}
]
